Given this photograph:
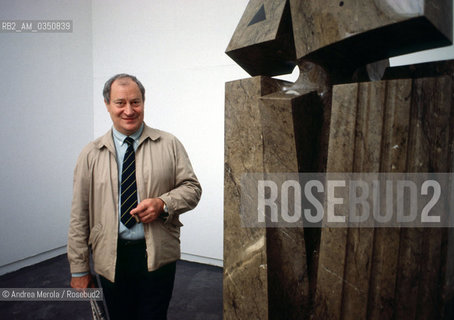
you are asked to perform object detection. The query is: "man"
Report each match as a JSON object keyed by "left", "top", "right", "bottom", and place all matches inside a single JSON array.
[{"left": 67, "top": 74, "right": 202, "bottom": 320}]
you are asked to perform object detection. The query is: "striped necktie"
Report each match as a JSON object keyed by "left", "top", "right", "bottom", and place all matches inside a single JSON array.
[{"left": 120, "top": 137, "right": 138, "bottom": 228}]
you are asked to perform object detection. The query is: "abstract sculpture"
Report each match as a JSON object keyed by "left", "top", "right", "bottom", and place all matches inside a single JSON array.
[{"left": 224, "top": 1, "right": 454, "bottom": 319}]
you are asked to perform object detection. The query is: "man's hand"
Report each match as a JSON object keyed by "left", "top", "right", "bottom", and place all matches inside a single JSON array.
[
  {"left": 70, "top": 274, "right": 95, "bottom": 290},
  {"left": 130, "top": 198, "right": 165, "bottom": 224}
]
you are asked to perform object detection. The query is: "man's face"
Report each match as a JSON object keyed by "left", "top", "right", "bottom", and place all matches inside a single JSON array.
[{"left": 105, "top": 78, "right": 144, "bottom": 136}]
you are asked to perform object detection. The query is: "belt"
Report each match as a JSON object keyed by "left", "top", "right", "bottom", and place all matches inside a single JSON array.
[{"left": 118, "top": 238, "right": 146, "bottom": 247}]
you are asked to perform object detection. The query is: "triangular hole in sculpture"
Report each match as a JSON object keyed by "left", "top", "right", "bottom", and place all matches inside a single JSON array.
[{"left": 248, "top": 4, "right": 266, "bottom": 26}]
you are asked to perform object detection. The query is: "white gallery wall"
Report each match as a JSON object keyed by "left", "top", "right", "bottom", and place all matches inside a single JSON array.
[
  {"left": 0, "top": 0, "right": 93, "bottom": 274},
  {"left": 1, "top": 0, "right": 454, "bottom": 275}
]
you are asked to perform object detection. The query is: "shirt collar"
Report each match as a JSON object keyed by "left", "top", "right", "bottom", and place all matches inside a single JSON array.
[
  {"left": 96, "top": 123, "right": 159, "bottom": 152},
  {"left": 112, "top": 123, "right": 144, "bottom": 146}
]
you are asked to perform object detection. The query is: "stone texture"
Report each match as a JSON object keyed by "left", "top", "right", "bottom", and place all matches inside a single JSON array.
[
  {"left": 225, "top": 0, "right": 295, "bottom": 76},
  {"left": 367, "top": 80, "right": 412, "bottom": 320},
  {"left": 224, "top": 76, "right": 280, "bottom": 320},
  {"left": 227, "top": 0, "right": 452, "bottom": 81},
  {"left": 225, "top": 1, "right": 454, "bottom": 318},
  {"left": 313, "top": 83, "right": 357, "bottom": 319},
  {"left": 260, "top": 91, "right": 322, "bottom": 319},
  {"left": 314, "top": 75, "right": 454, "bottom": 320},
  {"left": 357, "top": 59, "right": 454, "bottom": 84},
  {"left": 289, "top": 0, "right": 452, "bottom": 81},
  {"left": 224, "top": 76, "right": 327, "bottom": 319}
]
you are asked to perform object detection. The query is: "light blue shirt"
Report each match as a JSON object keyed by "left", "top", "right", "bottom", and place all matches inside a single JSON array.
[{"left": 112, "top": 124, "right": 145, "bottom": 240}]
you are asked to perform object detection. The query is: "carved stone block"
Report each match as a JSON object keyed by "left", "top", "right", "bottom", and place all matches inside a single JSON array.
[
  {"left": 224, "top": 77, "right": 327, "bottom": 319},
  {"left": 224, "top": 76, "right": 278, "bottom": 320},
  {"left": 315, "top": 74, "right": 454, "bottom": 320},
  {"left": 260, "top": 91, "right": 320, "bottom": 319},
  {"left": 290, "top": 0, "right": 452, "bottom": 78},
  {"left": 225, "top": 0, "right": 296, "bottom": 76}
]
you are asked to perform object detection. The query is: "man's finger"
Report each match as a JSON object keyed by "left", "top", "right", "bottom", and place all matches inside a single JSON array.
[{"left": 130, "top": 203, "right": 145, "bottom": 215}]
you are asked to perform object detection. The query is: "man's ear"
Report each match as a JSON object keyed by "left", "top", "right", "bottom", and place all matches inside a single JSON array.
[{"left": 104, "top": 99, "right": 110, "bottom": 110}]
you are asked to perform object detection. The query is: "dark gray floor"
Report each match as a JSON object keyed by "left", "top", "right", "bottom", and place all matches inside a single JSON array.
[{"left": 0, "top": 254, "right": 222, "bottom": 320}]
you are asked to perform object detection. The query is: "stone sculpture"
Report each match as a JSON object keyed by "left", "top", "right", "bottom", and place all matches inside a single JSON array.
[{"left": 224, "top": 0, "right": 454, "bottom": 319}]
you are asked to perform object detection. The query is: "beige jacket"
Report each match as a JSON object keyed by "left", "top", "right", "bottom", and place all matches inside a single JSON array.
[{"left": 67, "top": 124, "right": 202, "bottom": 282}]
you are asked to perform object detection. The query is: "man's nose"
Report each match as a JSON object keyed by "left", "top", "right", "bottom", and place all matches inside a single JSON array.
[{"left": 124, "top": 103, "right": 134, "bottom": 114}]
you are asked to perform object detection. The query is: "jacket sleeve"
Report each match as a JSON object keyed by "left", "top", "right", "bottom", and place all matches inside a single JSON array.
[
  {"left": 159, "top": 137, "right": 202, "bottom": 225},
  {"left": 67, "top": 146, "right": 91, "bottom": 274}
]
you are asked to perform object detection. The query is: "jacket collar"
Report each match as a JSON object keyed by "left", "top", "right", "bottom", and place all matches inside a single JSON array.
[
  {"left": 94, "top": 123, "right": 161, "bottom": 153},
  {"left": 139, "top": 123, "right": 161, "bottom": 143}
]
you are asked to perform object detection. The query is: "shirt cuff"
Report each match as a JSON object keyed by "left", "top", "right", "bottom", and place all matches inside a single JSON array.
[{"left": 72, "top": 272, "right": 89, "bottom": 277}]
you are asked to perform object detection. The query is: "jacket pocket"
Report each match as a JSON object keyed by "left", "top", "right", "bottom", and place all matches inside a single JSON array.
[
  {"left": 88, "top": 223, "right": 103, "bottom": 250},
  {"left": 158, "top": 220, "right": 181, "bottom": 242}
]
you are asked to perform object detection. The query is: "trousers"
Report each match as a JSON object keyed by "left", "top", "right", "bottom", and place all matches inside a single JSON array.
[{"left": 99, "top": 239, "right": 176, "bottom": 320}]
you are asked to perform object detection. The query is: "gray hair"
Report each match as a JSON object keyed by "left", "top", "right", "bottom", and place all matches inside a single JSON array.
[{"left": 103, "top": 73, "right": 145, "bottom": 103}]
